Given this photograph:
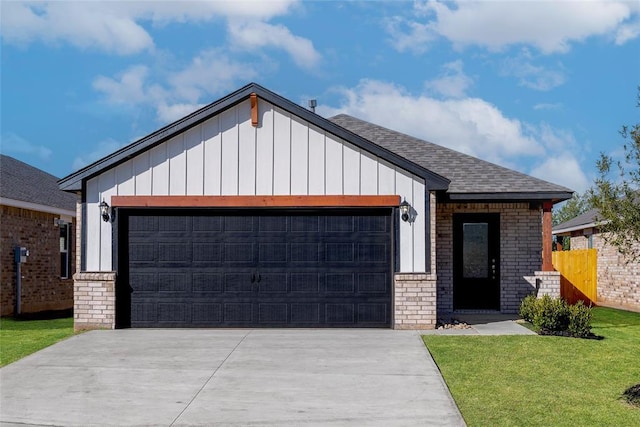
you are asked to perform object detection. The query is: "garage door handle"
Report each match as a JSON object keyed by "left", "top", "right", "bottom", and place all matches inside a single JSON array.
[
  {"left": 251, "top": 273, "right": 256, "bottom": 283},
  {"left": 257, "top": 274, "right": 261, "bottom": 283}
]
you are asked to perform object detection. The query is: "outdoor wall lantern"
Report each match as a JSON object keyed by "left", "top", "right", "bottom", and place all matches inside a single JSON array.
[
  {"left": 399, "top": 199, "right": 411, "bottom": 222},
  {"left": 99, "top": 199, "right": 111, "bottom": 222}
]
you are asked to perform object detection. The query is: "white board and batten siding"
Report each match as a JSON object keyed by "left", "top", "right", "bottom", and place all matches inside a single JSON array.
[{"left": 85, "top": 99, "right": 428, "bottom": 273}]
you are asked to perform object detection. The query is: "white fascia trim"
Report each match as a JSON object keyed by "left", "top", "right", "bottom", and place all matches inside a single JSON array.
[{"left": 0, "top": 197, "right": 76, "bottom": 218}]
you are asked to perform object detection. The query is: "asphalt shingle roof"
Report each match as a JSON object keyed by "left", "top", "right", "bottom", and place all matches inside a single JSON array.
[
  {"left": 1, "top": 155, "right": 76, "bottom": 211},
  {"left": 552, "top": 208, "right": 600, "bottom": 234},
  {"left": 329, "top": 114, "right": 573, "bottom": 198}
]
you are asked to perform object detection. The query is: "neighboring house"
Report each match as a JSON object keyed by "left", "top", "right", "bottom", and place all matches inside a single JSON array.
[
  {"left": 553, "top": 209, "right": 640, "bottom": 310},
  {"left": 59, "top": 83, "right": 572, "bottom": 330},
  {"left": 1, "top": 155, "right": 76, "bottom": 316}
]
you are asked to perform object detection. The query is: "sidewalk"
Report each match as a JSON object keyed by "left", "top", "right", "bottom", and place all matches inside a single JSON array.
[{"left": 421, "top": 313, "right": 536, "bottom": 336}]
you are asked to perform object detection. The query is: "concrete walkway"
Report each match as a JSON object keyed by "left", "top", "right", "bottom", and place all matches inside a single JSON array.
[
  {"left": 0, "top": 329, "right": 465, "bottom": 427},
  {"left": 422, "top": 314, "right": 536, "bottom": 336}
]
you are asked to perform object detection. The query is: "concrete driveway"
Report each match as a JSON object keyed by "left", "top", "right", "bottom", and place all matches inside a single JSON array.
[{"left": 0, "top": 329, "right": 465, "bottom": 426}]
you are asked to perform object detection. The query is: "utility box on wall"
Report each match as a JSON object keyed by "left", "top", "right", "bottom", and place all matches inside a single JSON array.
[{"left": 14, "top": 246, "right": 29, "bottom": 264}]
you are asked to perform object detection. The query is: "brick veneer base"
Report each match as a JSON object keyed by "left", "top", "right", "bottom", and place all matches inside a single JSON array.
[
  {"left": 532, "top": 271, "right": 561, "bottom": 298},
  {"left": 394, "top": 273, "right": 437, "bottom": 329},
  {"left": 74, "top": 272, "right": 116, "bottom": 331}
]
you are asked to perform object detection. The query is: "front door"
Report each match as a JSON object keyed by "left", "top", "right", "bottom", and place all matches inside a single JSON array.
[{"left": 453, "top": 213, "right": 500, "bottom": 310}]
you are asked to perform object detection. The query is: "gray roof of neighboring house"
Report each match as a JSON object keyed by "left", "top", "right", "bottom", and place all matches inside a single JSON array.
[
  {"left": 329, "top": 114, "right": 573, "bottom": 202},
  {"left": 552, "top": 208, "right": 601, "bottom": 235},
  {"left": 1, "top": 155, "right": 76, "bottom": 211}
]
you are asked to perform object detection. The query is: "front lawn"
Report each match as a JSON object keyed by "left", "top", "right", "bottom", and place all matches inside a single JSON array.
[
  {"left": 0, "top": 317, "right": 74, "bottom": 367},
  {"left": 424, "top": 307, "right": 640, "bottom": 426}
]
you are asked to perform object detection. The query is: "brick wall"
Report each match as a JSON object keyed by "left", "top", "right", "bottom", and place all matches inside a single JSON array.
[
  {"left": 394, "top": 273, "right": 437, "bottom": 329},
  {"left": 436, "top": 202, "right": 542, "bottom": 314},
  {"left": 74, "top": 272, "right": 116, "bottom": 331},
  {"left": 0, "top": 205, "right": 75, "bottom": 316},
  {"left": 570, "top": 233, "right": 640, "bottom": 309}
]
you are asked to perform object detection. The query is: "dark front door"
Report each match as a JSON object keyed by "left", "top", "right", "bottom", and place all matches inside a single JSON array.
[
  {"left": 453, "top": 213, "right": 500, "bottom": 310},
  {"left": 120, "top": 208, "right": 393, "bottom": 328}
]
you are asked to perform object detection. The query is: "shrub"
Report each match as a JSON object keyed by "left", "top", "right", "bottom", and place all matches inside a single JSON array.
[
  {"left": 568, "top": 300, "right": 592, "bottom": 338},
  {"left": 520, "top": 295, "right": 594, "bottom": 338},
  {"left": 519, "top": 294, "right": 537, "bottom": 323},
  {"left": 533, "top": 295, "right": 569, "bottom": 332}
]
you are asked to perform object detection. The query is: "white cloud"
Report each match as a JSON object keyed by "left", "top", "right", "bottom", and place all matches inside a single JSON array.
[
  {"left": 168, "top": 50, "right": 257, "bottom": 103},
  {"left": 1, "top": 1, "right": 303, "bottom": 56},
  {"left": 93, "top": 65, "right": 155, "bottom": 105},
  {"left": 384, "top": 16, "right": 434, "bottom": 54},
  {"left": 227, "top": 20, "right": 321, "bottom": 69},
  {"left": 1, "top": 1, "right": 154, "bottom": 55},
  {"left": 0, "top": 132, "right": 52, "bottom": 161},
  {"left": 530, "top": 154, "right": 590, "bottom": 193},
  {"left": 501, "top": 52, "right": 567, "bottom": 91},
  {"left": 320, "top": 79, "right": 543, "bottom": 168},
  {"left": 388, "top": 0, "right": 638, "bottom": 54},
  {"left": 616, "top": 18, "right": 640, "bottom": 44},
  {"left": 319, "top": 79, "right": 591, "bottom": 190},
  {"left": 156, "top": 102, "right": 207, "bottom": 124},
  {"left": 534, "top": 103, "right": 563, "bottom": 111},
  {"left": 93, "top": 51, "right": 257, "bottom": 124},
  {"left": 72, "top": 138, "right": 124, "bottom": 170},
  {"left": 424, "top": 60, "right": 473, "bottom": 98}
]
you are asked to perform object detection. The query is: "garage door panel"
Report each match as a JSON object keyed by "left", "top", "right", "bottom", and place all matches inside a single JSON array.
[
  {"left": 192, "top": 273, "right": 222, "bottom": 293},
  {"left": 326, "top": 304, "right": 355, "bottom": 324},
  {"left": 290, "top": 243, "right": 320, "bottom": 263},
  {"left": 258, "top": 243, "right": 287, "bottom": 263},
  {"left": 192, "top": 303, "right": 222, "bottom": 323},
  {"left": 258, "top": 273, "right": 287, "bottom": 293},
  {"left": 224, "top": 273, "right": 254, "bottom": 293},
  {"left": 358, "top": 304, "right": 388, "bottom": 324},
  {"left": 223, "top": 243, "right": 255, "bottom": 263},
  {"left": 193, "top": 243, "right": 222, "bottom": 262},
  {"left": 326, "top": 243, "right": 354, "bottom": 262},
  {"left": 158, "top": 302, "right": 188, "bottom": 323},
  {"left": 326, "top": 273, "right": 355, "bottom": 293},
  {"left": 290, "top": 273, "right": 319, "bottom": 293},
  {"left": 358, "top": 273, "right": 388, "bottom": 293},
  {"left": 259, "top": 303, "right": 288, "bottom": 324},
  {"left": 126, "top": 209, "right": 392, "bottom": 328},
  {"left": 358, "top": 243, "right": 389, "bottom": 263},
  {"left": 224, "top": 303, "right": 253, "bottom": 323}
]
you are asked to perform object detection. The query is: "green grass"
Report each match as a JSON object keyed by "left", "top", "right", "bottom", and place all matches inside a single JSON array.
[
  {"left": 0, "top": 317, "right": 74, "bottom": 367},
  {"left": 424, "top": 307, "right": 640, "bottom": 427}
]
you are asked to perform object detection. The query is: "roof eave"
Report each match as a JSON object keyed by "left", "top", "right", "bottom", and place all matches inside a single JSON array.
[{"left": 447, "top": 191, "right": 573, "bottom": 203}]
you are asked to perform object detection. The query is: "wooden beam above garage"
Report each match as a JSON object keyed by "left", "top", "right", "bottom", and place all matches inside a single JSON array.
[{"left": 111, "top": 195, "right": 401, "bottom": 208}]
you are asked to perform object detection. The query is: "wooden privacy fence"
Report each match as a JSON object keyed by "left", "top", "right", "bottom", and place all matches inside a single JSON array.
[{"left": 552, "top": 249, "right": 597, "bottom": 305}]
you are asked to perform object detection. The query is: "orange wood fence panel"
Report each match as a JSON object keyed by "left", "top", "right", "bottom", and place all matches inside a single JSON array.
[{"left": 552, "top": 249, "right": 598, "bottom": 305}]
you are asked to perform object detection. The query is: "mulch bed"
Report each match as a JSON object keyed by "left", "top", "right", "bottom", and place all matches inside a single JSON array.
[
  {"left": 623, "top": 384, "right": 640, "bottom": 408},
  {"left": 537, "top": 328, "right": 603, "bottom": 340}
]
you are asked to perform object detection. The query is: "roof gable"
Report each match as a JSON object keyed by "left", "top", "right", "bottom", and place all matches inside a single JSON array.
[
  {"left": 59, "top": 83, "right": 449, "bottom": 192},
  {"left": 1, "top": 155, "right": 76, "bottom": 211},
  {"left": 330, "top": 114, "right": 573, "bottom": 202}
]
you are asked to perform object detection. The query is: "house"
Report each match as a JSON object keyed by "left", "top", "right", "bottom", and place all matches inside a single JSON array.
[
  {"left": 1, "top": 155, "right": 76, "bottom": 316},
  {"left": 59, "top": 83, "right": 572, "bottom": 330},
  {"left": 553, "top": 209, "right": 640, "bottom": 310}
]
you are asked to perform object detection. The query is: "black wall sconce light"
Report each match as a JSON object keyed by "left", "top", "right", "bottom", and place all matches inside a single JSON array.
[
  {"left": 399, "top": 199, "right": 411, "bottom": 222},
  {"left": 99, "top": 199, "right": 111, "bottom": 222}
]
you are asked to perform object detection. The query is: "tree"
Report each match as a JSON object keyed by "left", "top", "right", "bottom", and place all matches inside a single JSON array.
[
  {"left": 553, "top": 192, "right": 590, "bottom": 227},
  {"left": 588, "top": 90, "right": 640, "bottom": 261}
]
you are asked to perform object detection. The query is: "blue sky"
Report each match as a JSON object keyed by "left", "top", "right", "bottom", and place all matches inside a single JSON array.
[{"left": 1, "top": 1, "right": 639, "bottom": 194}]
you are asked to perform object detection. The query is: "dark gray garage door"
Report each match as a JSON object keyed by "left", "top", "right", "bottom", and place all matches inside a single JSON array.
[{"left": 123, "top": 209, "right": 393, "bottom": 328}]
